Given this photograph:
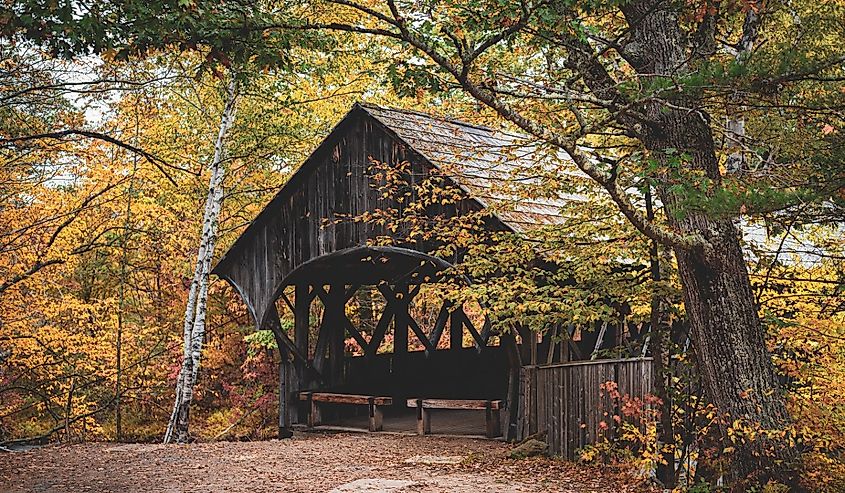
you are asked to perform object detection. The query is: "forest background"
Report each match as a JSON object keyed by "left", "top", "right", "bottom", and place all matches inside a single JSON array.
[{"left": 0, "top": 0, "right": 843, "bottom": 490}]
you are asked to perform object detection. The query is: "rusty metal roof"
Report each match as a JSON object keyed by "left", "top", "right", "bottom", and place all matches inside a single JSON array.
[{"left": 360, "top": 104, "right": 586, "bottom": 231}]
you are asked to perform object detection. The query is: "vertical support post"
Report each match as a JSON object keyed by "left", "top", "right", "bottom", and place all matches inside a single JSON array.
[
  {"left": 515, "top": 323, "right": 531, "bottom": 365},
  {"left": 392, "top": 283, "right": 409, "bottom": 403},
  {"left": 502, "top": 331, "right": 522, "bottom": 441},
  {"left": 292, "top": 284, "right": 310, "bottom": 424},
  {"left": 265, "top": 304, "right": 292, "bottom": 439},
  {"left": 414, "top": 399, "right": 430, "bottom": 435},
  {"left": 450, "top": 304, "right": 463, "bottom": 351},
  {"left": 368, "top": 397, "right": 383, "bottom": 432},
  {"left": 277, "top": 344, "right": 293, "bottom": 438},
  {"left": 327, "top": 284, "right": 346, "bottom": 388},
  {"left": 562, "top": 324, "right": 573, "bottom": 363},
  {"left": 310, "top": 395, "right": 321, "bottom": 427},
  {"left": 485, "top": 401, "right": 502, "bottom": 438},
  {"left": 393, "top": 283, "right": 409, "bottom": 355}
]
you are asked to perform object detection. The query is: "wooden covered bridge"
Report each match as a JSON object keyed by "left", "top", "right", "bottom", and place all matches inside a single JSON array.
[{"left": 212, "top": 103, "right": 653, "bottom": 453}]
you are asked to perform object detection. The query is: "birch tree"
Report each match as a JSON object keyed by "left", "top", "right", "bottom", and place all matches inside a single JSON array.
[{"left": 164, "top": 73, "right": 240, "bottom": 444}]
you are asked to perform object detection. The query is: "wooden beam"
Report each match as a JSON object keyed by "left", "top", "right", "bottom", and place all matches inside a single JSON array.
[
  {"left": 515, "top": 323, "right": 531, "bottom": 363},
  {"left": 485, "top": 401, "right": 502, "bottom": 438},
  {"left": 299, "top": 392, "right": 392, "bottom": 406},
  {"left": 409, "top": 399, "right": 430, "bottom": 435},
  {"left": 369, "top": 397, "right": 384, "bottom": 432},
  {"left": 405, "top": 398, "right": 502, "bottom": 410},
  {"left": 546, "top": 324, "right": 558, "bottom": 365},
  {"left": 408, "top": 316, "right": 435, "bottom": 353},
  {"left": 264, "top": 308, "right": 294, "bottom": 439},
  {"left": 312, "top": 303, "right": 331, "bottom": 375},
  {"left": 277, "top": 344, "right": 293, "bottom": 438},
  {"left": 279, "top": 290, "right": 295, "bottom": 314},
  {"left": 291, "top": 284, "right": 311, "bottom": 424},
  {"left": 315, "top": 283, "right": 359, "bottom": 305},
  {"left": 480, "top": 316, "right": 493, "bottom": 346},
  {"left": 427, "top": 301, "right": 452, "bottom": 348},
  {"left": 502, "top": 331, "right": 521, "bottom": 442},
  {"left": 375, "top": 282, "right": 395, "bottom": 303},
  {"left": 343, "top": 317, "right": 369, "bottom": 353},
  {"left": 367, "top": 305, "right": 394, "bottom": 357},
  {"left": 344, "top": 283, "right": 361, "bottom": 301},
  {"left": 294, "top": 286, "right": 311, "bottom": 359},
  {"left": 265, "top": 304, "right": 323, "bottom": 383},
  {"left": 460, "top": 310, "right": 485, "bottom": 350},
  {"left": 327, "top": 284, "right": 346, "bottom": 386},
  {"left": 565, "top": 324, "right": 583, "bottom": 360},
  {"left": 407, "top": 283, "right": 421, "bottom": 301},
  {"left": 450, "top": 307, "right": 463, "bottom": 351},
  {"left": 393, "top": 283, "right": 409, "bottom": 354}
]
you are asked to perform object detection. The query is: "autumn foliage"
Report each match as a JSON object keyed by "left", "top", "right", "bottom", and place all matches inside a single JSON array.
[{"left": 1, "top": 0, "right": 844, "bottom": 491}]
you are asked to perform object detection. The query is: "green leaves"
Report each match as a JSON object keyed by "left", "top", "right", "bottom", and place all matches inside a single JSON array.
[{"left": 0, "top": 0, "right": 326, "bottom": 70}]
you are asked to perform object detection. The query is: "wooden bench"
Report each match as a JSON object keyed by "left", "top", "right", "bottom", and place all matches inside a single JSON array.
[
  {"left": 299, "top": 392, "right": 392, "bottom": 432},
  {"left": 406, "top": 399, "right": 503, "bottom": 438}
]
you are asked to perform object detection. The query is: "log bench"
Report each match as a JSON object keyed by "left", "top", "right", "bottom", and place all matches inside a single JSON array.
[
  {"left": 406, "top": 398, "right": 503, "bottom": 438},
  {"left": 299, "top": 392, "right": 392, "bottom": 432}
]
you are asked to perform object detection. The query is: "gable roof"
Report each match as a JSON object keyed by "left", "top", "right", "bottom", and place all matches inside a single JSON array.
[
  {"left": 214, "top": 103, "right": 571, "bottom": 278},
  {"left": 359, "top": 103, "right": 582, "bottom": 231},
  {"left": 216, "top": 103, "right": 582, "bottom": 273}
]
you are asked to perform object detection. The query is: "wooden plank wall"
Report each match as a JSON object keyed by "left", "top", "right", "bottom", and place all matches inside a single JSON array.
[
  {"left": 518, "top": 358, "right": 654, "bottom": 459},
  {"left": 216, "top": 107, "right": 487, "bottom": 331}
]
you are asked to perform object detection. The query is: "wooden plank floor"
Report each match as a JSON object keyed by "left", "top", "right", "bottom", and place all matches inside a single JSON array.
[{"left": 311, "top": 407, "right": 491, "bottom": 436}]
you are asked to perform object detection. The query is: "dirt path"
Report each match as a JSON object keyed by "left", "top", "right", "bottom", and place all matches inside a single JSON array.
[{"left": 0, "top": 432, "right": 648, "bottom": 492}]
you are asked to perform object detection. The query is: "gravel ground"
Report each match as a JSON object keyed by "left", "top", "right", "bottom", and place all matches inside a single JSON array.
[{"left": 0, "top": 432, "right": 650, "bottom": 492}]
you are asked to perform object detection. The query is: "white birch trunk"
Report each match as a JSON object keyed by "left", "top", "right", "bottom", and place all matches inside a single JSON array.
[{"left": 164, "top": 73, "right": 239, "bottom": 444}]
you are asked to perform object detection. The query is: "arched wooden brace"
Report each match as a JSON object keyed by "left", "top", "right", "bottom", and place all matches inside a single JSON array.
[{"left": 238, "top": 246, "right": 514, "bottom": 436}]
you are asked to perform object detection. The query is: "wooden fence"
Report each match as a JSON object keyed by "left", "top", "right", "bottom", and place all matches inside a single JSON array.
[{"left": 518, "top": 357, "right": 655, "bottom": 459}]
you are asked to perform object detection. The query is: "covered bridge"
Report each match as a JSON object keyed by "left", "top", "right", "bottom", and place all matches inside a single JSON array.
[{"left": 212, "top": 103, "right": 653, "bottom": 448}]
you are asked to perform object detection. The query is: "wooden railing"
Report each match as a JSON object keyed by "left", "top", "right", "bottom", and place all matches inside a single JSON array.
[{"left": 518, "top": 357, "right": 655, "bottom": 459}]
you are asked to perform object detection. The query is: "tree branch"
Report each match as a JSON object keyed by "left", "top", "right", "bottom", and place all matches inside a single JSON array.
[{"left": 1, "top": 130, "right": 188, "bottom": 185}]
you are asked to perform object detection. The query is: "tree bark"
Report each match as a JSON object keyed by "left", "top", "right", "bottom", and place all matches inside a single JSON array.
[
  {"left": 164, "top": 73, "right": 239, "bottom": 444},
  {"left": 619, "top": 0, "right": 796, "bottom": 483}
]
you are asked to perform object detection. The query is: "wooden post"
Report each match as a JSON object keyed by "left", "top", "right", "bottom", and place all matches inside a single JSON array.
[
  {"left": 502, "top": 331, "right": 521, "bottom": 441},
  {"left": 368, "top": 397, "right": 383, "bottom": 432},
  {"left": 310, "top": 395, "right": 321, "bottom": 427},
  {"left": 515, "top": 323, "right": 531, "bottom": 365},
  {"left": 292, "top": 284, "right": 310, "bottom": 424},
  {"left": 392, "top": 284, "right": 409, "bottom": 403},
  {"left": 485, "top": 401, "right": 502, "bottom": 438},
  {"left": 393, "top": 283, "right": 409, "bottom": 355},
  {"left": 328, "top": 284, "right": 346, "bottom": 387},
  {"left": 413, "top": 399, "right": 430, "bottom": 435},
  {"left": 294, "top": 285, "right": 310, "bottom": 367},
  {"left": 277, "top": 344, "right": 293, "bottom": 438},
  {"left": 265, "top": 305, "right": 293, "bottom": 439},
  {"left": 450, "top": 305, "right": 463, "bottom": 351}
]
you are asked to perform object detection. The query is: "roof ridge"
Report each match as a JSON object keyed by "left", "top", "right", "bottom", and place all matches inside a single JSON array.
[{"left": 355, "top": 102, "right": 529, "bottom": 139}]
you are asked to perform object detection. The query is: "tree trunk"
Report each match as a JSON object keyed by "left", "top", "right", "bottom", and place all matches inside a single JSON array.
[
  {"left": 619, "top": 0, "right": 797, "bottom": 484},
  {"left": 164, "top": 73, "right": 239, "bottom": 444}
]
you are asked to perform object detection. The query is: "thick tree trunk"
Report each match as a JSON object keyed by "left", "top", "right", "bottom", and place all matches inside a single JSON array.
[
  {"left": 674, "top": 224, "right": 794, "bottom": 479},
  {"left": 618, "top": 0, "right": 797, "bottom": 484},
  {"left": 164, "top": 74, "right": 239, "bottom": 444}
]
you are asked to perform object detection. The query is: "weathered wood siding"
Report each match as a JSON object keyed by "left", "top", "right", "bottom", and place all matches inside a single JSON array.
[
  {"left": 215, "top": 108, "right": 440, "bottom": 328},
  {"left": 518, "top": 358, "right": 654, "bottom": 459}
]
